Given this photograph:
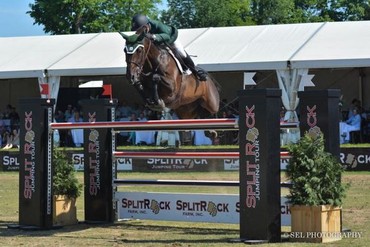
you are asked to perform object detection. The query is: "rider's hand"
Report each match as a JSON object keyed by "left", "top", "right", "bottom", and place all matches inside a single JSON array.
[{"left": 145, "top": 33, "right": 156, "bottom": 41}]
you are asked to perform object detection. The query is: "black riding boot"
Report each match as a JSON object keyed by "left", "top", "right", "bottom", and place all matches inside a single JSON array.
[{"left": 183, "top": 54, "right": 207, "bottom": 81}]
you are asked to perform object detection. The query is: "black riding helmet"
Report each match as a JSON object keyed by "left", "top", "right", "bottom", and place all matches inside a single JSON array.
[{"left": 131, "top": 14, "right": 149, "bottom": 31}]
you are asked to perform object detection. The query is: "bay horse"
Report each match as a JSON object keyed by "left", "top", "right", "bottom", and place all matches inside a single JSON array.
[{"left": 119, "top": 28, "right": 220, "bottom": 119}]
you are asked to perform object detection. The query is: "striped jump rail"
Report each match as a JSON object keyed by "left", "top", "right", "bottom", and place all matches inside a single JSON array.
[
  {"left": 113, "top": 151, "right": 291, "bottom": 159},
  {"left": 50, "top": 119, "right": 299, "bottom": 131},
  {"left": 113, "top": 179, "right": 292, "bottom": 188}
]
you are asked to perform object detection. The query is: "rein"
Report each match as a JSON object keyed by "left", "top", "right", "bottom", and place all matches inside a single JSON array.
[
  {"left": 140, "top": 38, "right": 164, "bottom": 77},
  {"left": 128, "top": 37, "right": 158, "bottom": 77}
]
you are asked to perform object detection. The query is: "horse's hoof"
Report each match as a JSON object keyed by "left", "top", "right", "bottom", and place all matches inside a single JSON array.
[
  {"left": 157, "top": 99, "right": 166, "bottom": 108},
  {"left": 145, "top": 98, "right": 156, "bottom": 105},
  {"left": 205, "top": 130, "right": 218, "bottom": 138}
]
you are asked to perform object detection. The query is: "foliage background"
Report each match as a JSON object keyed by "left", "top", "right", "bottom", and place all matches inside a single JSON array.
[{"left": 28, "top": 0, "right": 370, "bottom": 34}]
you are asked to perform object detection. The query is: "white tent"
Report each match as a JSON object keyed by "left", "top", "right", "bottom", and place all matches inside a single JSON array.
[
  {"left": 2, "top": 21, "right": 370, "bottom": 78},
  {"left": 1, "top": 21, "right": 370, "bottom": 114}
]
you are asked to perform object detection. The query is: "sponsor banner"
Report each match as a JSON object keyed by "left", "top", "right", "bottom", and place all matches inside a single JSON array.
[
  {"left": 116, "top": 192, "right": 291, "bottom": 226},
  {"left": 72, "top": 153, "right": 84, "bottom": 171},
  {"left": 1, "top": 152, "right": 20, "bottom": 171},
  {"left": 117, "top": 158, "right": 133, "bottom": 171},
  {"left": 146, "top": 158, "right": 208, "bottom": 171},
  {"left": 2, "top": 148, "right": 370, "bottom": 172},
  {"left": 340, "top": 148, "right": 370, "bottom": 171},
  {"left": 223, "top": 158, "right": 289, "bottom": 171},
  {"left": 223, "top": 159, "right": 239, "bottom": 170}
]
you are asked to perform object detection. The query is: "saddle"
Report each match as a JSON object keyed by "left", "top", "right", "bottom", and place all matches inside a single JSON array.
[{"left": 163, "top": 46, "right": 189, "bottom": 75}]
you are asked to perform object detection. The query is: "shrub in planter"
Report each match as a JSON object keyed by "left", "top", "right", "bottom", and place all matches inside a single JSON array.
[
  {"left": 286, "top": 133, "right": 347, "bottom": 243},
  {"left": 53, "top": 149, "right": 82, "bottom": 226}
]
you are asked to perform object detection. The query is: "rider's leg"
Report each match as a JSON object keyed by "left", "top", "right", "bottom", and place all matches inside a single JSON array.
[{"left": 172, "top": 40, "right": 207, "bottom": 81}]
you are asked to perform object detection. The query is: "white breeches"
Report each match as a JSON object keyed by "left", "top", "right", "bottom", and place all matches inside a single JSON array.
[{"left": 172, "top": 39, "right": 187, "bottom": 58}]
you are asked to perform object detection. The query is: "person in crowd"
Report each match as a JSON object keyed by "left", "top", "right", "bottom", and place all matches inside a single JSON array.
[
  {"left": 346, "top": 107, "right": 362, "bottom": 131},
  {"left": 126, "top": 113, "right": 138, "bottom": 145},
  {"left": 55, "top": 109, "right": 65, "bottom": 122},
  {"left": 8, "top": 107, "right": 20, "bottom": 129},
  {"left": 116, "top": 100, "right": 132, "bottom": 119},
  {"left": 68, "top": 110, "right": 83, "bottom": 147},
  {"left": 347, "top": 98, "right": 363, "bottom": 119},
  {"left": 2, "top": 104, "right": 12, "bottom": 119},
  {"left": 2, "top": 128, "right": 19, "bottom": 149},
  {"left": 138, "top": 111, "right": 147, "bottom": 121},
  {"left": 130, "top": 14, "right": 207, "bottom": 81},
  {"left": 64, "top": 104, "right": 74, "bottom": 122},
  {"left": 54, "top": 109, "right": 68, "bottom": 146},
  {"left": 280, "top": 107, "right": 287, "bottom": 123}
]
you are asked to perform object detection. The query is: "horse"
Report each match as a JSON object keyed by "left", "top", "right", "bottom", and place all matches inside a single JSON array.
[{"left": 119, "top": 27, "right": 220, "bottom": 119}]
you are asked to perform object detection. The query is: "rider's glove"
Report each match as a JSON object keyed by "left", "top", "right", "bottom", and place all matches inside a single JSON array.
[{"left": 146, "top": 33, "right": 156, "bottom": 41}]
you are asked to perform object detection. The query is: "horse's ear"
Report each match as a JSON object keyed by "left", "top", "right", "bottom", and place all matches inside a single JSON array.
[
  {"left": 119, "top": 32, "right": 129, "bottom": 40},
  {"left": 143, "top": 24, "right": 150, "bottom": 33},
  {"left": 135, "top": 24, "right": 150, "bottom": 35},
  {"left": 119, "top": 32, "right": 140, "bottom": 43}
]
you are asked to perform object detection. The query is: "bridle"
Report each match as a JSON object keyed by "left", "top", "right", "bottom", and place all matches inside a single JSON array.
[{"left": 125, "top": 36, "right": 160, "bottom": 79}]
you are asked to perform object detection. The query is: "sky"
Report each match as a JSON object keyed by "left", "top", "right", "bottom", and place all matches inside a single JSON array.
[
  {"left": 0, "top": 0, "right": 46, "bottom": 37},
  {"left": 0, "top": 0, "right": 167, "bottom": 37}
]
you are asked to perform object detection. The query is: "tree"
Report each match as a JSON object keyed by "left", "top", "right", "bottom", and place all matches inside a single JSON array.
[
  {"left": 161, "top": 0, "right": 253, "bottom": 28},
  {"left": 28, "top": 0, "right": 160, "bottom": 35},
  {"left": 337, "top": 0, "right": 370, "bottom": 21},
  {"left": 161, "top": 0, "right": 195, "bottom": 28},
  {"left": 251, "top": 0, "right": 298, "bottom": 24},
  {"left": 194, "top": 0, "right": 252, "bottom": 27}
]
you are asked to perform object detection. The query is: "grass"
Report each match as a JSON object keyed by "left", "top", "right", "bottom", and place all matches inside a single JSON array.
[{"left": 0, "top": 171, "right": 369, "bottom": 246}]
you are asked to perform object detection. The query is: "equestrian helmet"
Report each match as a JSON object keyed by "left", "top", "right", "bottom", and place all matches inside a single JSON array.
[{"left": 131, "top": 14, "right": 149, "bottom": 31}]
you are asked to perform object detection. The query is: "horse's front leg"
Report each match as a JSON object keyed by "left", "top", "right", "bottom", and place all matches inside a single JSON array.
[
  {"left": 153, "top": 74, "right": 165, "bottom": 108},
  {"left": 134, "top": 82, "right": 156, "bottom": 105},
  {"left": 152, "top": 74, "right": 160, "bottom": 103}
]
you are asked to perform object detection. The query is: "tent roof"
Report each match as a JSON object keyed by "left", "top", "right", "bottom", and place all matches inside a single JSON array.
[{"left": 1, "top": 21, "right": 370, "bottom": 79}]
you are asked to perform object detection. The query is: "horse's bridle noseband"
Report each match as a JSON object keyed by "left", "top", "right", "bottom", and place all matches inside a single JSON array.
[{"left": 125, "top": 37, "right": 155, "bottom": 79}]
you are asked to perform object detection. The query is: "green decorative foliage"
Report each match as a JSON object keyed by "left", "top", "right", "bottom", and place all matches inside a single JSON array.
[
  {"left": 53, "top": 149, "right": 82, "bottom": 198},
  {"left": 286, "top": 133, "right": 347, "bottom": 206}
]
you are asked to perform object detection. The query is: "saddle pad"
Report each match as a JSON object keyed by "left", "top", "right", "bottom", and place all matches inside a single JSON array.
[{"left": 166, "top": 47, "right": 186, "bottom": 74}]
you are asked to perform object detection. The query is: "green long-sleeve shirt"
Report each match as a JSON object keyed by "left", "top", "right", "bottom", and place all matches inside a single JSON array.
[{"left": 148, "top": 19, "right": 178, "bottom": 44}]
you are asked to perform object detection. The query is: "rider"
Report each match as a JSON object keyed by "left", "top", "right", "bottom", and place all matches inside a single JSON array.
[{"left": 131, "top": 14, "right": 208, "bottom": 81}]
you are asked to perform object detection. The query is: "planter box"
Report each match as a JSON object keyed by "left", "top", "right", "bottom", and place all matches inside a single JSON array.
[
  {"left": 290, "top": 205, "right": 341, "bottom": 243},
  {"left": 53, "top": 195, "right": 78, "bottom": 226}
]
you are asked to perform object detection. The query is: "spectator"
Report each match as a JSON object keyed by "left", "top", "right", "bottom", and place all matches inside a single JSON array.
[
  {"left": 68, "top": 111, "right": 83, "bottom": 147},
  {"left": 8, "top": 107, "right": 20, "bottom": 129},
  {"left": 126, "top": 113, "right": 138, "bottom": 145},
  {"left": 138, "top": 111, "right": 147, "bottom": 121},
  {"left": 64, "top": 104, "right": 74, "bottom": 122},
  {"left": 280, "top": 107, "right": 286, "bottom": 122},
  {"left": 2, "top": 128, "right": 19, "bottom": 149},
  {"left": 116, "top": 100, "right": 132, "bottom": 119},
  {"left": 55, "top": 109, "right": 65, "bottom": 122},
  {"left": 348, "top": 98, "right": 363, "bottom": 119},
  {"left": 2, "top": 104, "right": 12, "bottom": 119},
  {"left": 346, "top": 107, "right": 362, "bottom": 131}
]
